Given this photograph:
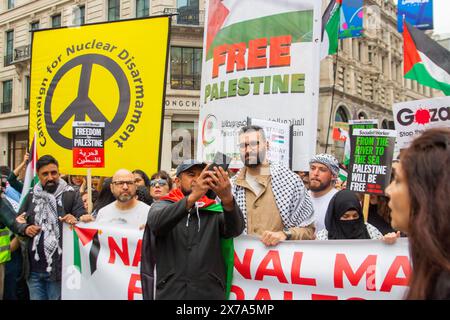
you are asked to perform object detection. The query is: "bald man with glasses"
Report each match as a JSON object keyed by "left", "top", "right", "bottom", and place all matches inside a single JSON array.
[{"left": 94, "top": 169, "right": 150, "bottom": 228}]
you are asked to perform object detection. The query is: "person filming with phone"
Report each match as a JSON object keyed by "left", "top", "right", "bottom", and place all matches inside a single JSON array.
[
  {"left": 232, "top": 125, "right": 316, "bottom": 246},
  {"left": 141, "top": 159, "right": 245, "bottom": 300}
]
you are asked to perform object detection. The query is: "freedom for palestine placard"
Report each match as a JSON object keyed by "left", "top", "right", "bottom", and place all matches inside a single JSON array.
[{"left": 348, "top": 129, "right": 396, "bottom": 195}]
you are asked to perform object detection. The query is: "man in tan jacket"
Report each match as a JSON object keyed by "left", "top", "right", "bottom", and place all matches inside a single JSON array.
[{"left": 232, "top": 125, "right": 315, "bottom": 246}]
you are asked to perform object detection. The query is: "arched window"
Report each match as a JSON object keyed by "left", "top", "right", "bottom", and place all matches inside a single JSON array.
[
  {"left": 381, "top": 119, "right": 388, "bottom": 129},
  {"left": 358, "top": 111, "right": 368, "bottom": 120},
  {"left": 335, "top": 106, "right": 349, "bottom": 123}
]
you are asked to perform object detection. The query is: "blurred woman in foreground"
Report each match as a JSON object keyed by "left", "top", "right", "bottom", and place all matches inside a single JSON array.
[{"left": 385, "top": 128, "right": 450, "bottom": 300}]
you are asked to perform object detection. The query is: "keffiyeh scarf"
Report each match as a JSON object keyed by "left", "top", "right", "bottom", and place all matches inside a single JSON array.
[
  {"left": 32, "top": 179, "right": 73, "bottom": 272},
  {"left": 232, "top": 163, "right": 315, "bottom": 232}
]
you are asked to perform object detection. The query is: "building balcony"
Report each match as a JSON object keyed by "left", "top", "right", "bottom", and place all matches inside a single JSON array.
[
  {"left": 1, "top": 102, "right": 12, "bottom": 114},
  {"left": 13, "top": 45, "right": 31, "bottom": 63},
  {"left": 3, "top": 45, "right": 31, "bottom": 67},
  {"left": 163, "top": 7, "right": 205, "bottom": 26}
]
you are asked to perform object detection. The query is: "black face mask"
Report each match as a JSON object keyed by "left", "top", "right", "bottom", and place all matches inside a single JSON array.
[
  {"left": 44, "top": 181, "right": 58, "bottom": 193},
  {"left": 338, "top": 219, "right": 368, "bottom": 239},
  {"left": 325, "top": 190, "right": 371, "bottom": 240}
]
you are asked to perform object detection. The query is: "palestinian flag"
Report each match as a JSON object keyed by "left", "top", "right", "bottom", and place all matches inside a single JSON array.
[
  {"left": 18, "top": 132, "right": 38, "bottom": 211},
  {"left": 160, "top": 189, "right": 235, "bottom": 299},
  {"left": 332, "top": 127, "right": 347, "bottom": 142},
  {"left": 403, "top": 21, "right": 450, "bottom": 96},
  {"left": 339, "top": 166, "right": 348, "bottom": 183},
  {"left": 205, "top": 0, "right": 315, "bottom": 61},
  {"left": 320, "top": 0, "right": 342, "bottom": 60},
  {"left": 72, "top": 226, "right": 101, "bottom": 275}
]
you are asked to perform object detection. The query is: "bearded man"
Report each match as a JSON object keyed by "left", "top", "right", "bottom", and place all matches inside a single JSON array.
[
  {"left": 14, "top": 155, "right": 85, "bottom": 300},
  {"left": 232, "top": 125, "right": 315, "bottom": 246},
  {"left": 308, "top": 154, "right": 340, "bottom": 233},
  {"left": 95, "top": 169, "right": 150, "bottom": 228}
]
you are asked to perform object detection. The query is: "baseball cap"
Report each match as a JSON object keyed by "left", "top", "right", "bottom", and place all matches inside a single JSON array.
[{"left": 175, "top": 159, "right": 207, "bottom": 177}]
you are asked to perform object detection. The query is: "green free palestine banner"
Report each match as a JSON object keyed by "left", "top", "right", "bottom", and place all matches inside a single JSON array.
[
  {"left": 348, "top": 129, "right": 396, "bottom": 195},
  {"left": 198, "top": 0, "right": 322, "bottom": 171}
]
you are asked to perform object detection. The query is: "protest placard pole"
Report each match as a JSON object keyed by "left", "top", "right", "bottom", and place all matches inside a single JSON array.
[
  {"left": 87, "top": 168, "right": 92, "bottom": 214},
  {"left": 363, "top": 193, "right": 370, "bottom": 222}
]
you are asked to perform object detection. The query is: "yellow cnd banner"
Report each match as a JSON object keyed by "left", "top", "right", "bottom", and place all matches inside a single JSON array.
[{"left": 29, "top": 16, "right": 170, "bottom": 176}]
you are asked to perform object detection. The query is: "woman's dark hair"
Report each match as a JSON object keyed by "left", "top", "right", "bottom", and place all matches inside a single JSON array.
[
  {"left": 93, "top": 177, "right": 115, "bottom": 213},
  {"left": 36, "top": 155, "right": 58, "bottom": 171},
  {"left": 132, "top": 169, "right": 151, "bottom": 187},
  {"left": 150, "top": 170, "right": 173, "bottom": 190},
  {"left": 401, "top": 128, "right": 450, "bottom": 299},
  {"left": 136, "top": 185, "right": 153, "bottom": 206},
  {"left": 81, "top": 190, "right": 99, "bottom": 205}
]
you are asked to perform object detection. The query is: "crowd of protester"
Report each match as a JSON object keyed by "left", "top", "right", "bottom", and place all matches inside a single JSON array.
[{"left": 0, "top": 126, "right": 449, "bottom": 300}]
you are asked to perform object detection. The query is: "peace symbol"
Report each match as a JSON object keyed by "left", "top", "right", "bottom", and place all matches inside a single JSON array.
[{"left": 44, "top": 54, "right": 131, "bottom": 149}]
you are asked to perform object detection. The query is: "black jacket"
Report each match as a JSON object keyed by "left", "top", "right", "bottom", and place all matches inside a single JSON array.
[
  {"left": 141, "top": 196, "right": 244, "bottom": 300},
  {"left": 14, "top": 190, "right": 85, "bottom": 281},
  {"left": 0, "top": 196, "right": 17, "bottom": 230}
]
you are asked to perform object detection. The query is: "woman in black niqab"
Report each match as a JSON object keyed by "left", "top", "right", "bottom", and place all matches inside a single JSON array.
[{"left": 325, "top": 189, "right": 370, "bottom": 239}]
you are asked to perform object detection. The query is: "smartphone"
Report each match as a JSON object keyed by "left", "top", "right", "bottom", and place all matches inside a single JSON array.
[
  {"left": 208, "top": 152, "right": 232, "bottom": 172},
  {"left": 1, "top": 175, "right": 7, "bottom": 189}
]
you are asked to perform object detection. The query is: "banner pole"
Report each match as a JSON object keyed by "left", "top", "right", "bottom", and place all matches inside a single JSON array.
[
  {"left": 324, "top": 44, "right": 340, "bottom": 154},
  {"left": 363, "top": 193, "right": 370, "bottom": 223},
  {"left": 87, "top": 169, "right": 92, "bottom": 215}
]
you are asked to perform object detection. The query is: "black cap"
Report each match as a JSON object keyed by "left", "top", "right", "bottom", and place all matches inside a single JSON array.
[{"left": 175, "top": 160, "right": 207, "bottom": 177}]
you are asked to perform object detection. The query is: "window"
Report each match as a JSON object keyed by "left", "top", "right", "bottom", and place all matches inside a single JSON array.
[
  {"left": 52, "top": 14, "right": 62, "bottom": 28},
  {"left": 171, "top": 121, "right": 196, "bottom": 168},
  {"left": 73, "top": 5, "right": 85, "bottom": 25},
  {"left": 25, "top": 76, "right": 30, "bottom": 110},
  {"left": 358, "top": 41, "right": 362, "bottom": 61},
  {"left": 177, "top": 0, "right": 199, "bottom": 25},
  {"left": 381, "top": 120, "right": 388, "bottom": 129},
  {"left": 358, "top": 112, "right": 368, "bottom": 120},
  {"left": 30, "top": 21, "right": 40, "bottom": 31},
  {"left": 136, "top": 0, "right": 149, "bottom": 18},
  {"left": 108, "top": 0, "right": 120, "bottom": 21},
  {"left": 7, "top": 131, "right": 27, "bottom": 170},
  {"left": 7, "top": 0, "right": 14, "bottom": 9},
  {"left": 170, "top": 47, "right": 202, "bottom": 90},
  {"left": 368, "top": 45, "right": 373, "bottom": 63},
  {"left": 335, "top": 106, "right": 349, "bottom": 123},
  {"left": 2, "top": 80, "right": 13, "bottom": 113},
  {"left": 5, "top": 30, "right": 14, "bottom": 66}
]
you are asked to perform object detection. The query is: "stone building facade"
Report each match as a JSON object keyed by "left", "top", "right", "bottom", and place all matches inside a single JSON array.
[{"left": 0, "top": 0, "right": 436, "bottom": 172}]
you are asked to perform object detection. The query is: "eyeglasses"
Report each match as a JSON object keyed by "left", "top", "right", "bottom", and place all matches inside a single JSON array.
[
  {"left": 150, "top": 179, "right": 168, "bottom": 187},
  {"left": 112, "top": 180, "right": 135, "bottom": 187},
  {"left": 239, "top": 141, "right": 260, "bottom": 149}
]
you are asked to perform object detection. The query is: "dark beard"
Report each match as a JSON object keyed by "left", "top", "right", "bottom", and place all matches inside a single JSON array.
[
  {"left": 309, "top": 180, "right": 330, "bottom": 192},
  {"left": 243, "top": 152, "right": 265, "bottom": 168},
  {"left": 180, "top": 186, "right": 192, "bottom": 196},
  {"left": 44, "top": 181, "right": 58, "bottom": 193}
]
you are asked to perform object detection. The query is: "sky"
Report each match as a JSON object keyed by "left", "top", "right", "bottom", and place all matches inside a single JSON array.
[
  {"left": 394, "top": 0, "right": 450, "bottom": 35},
  {"left": 432, "top": 0, "right": 450, "bottom": 34}
]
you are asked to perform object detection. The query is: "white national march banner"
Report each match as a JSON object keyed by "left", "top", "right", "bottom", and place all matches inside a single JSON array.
[
  {"left": 230, "top": 236, "right": 410, "bottom": 300},
  {"left": 393, "top": 96, "right": 450, "bottom": 150},
  {"left": 197, "top": 0, "right": 322, "bottom": 171},
  {"left": 62, "top": 225, "right": 410, "bottom": 300},
  {"left": 62, "top": 222, "right": 144, "bottom": 300}
]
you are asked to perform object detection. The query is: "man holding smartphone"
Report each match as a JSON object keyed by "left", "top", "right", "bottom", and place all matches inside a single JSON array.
[{"left": 141, "top": 159, "right": 244, "bottom": 300}]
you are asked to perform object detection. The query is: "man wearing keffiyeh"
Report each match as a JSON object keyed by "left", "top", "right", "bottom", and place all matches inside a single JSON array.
[
  {"left": 232, "top": 125, "right": 316, "bottom": 246},
  {"left": 14, "top": 155, "right": 85, "bottom": 300}
]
